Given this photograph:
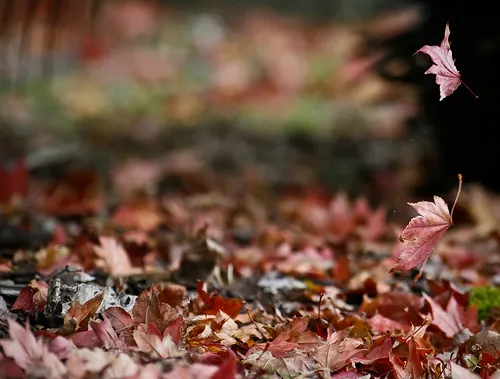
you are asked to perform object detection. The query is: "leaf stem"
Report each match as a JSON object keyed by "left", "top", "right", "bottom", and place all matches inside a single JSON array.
[
  {"left": 450, "top": 174, "right": 463, "bottom": 223},
  {"left": 460, "top": 79, "right": 478, "bottom": 99}
]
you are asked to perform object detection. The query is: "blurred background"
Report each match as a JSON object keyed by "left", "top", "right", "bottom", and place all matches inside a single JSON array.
[{"left": 0, "top": 0, "right": 498, "bottom": 216}]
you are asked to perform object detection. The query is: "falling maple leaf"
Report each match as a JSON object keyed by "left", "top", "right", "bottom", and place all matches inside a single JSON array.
[
  {"left": 390, "top": 175, "right": 462, "bottom": 282},
  {"left": 415, "top": 23, "right": 477, "bottom": 101}
]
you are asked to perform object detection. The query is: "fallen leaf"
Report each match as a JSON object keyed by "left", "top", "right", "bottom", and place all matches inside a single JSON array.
[
  {"left": 132, "top": 284, "right": 181, "bottom": 334},
  {"left": 68, "top": 330, "right": 101, "bottom": 349},
  {"left": 61, "top": 292, "right": 104, "bottom": 334},
  {"left": 313, "top": 338, "right": 365, "bottom": 372},
  {"left": 102, "top": 306, "right": 135, "bottom": 346},
  {"left": 465, "top": 330, "right": 500, "bottom": 358},
  {"left": 91, "top": 317, "right": 126, "bottom": 350},
  {"left": 389, "top": 354, "right": 408, "bottom": 379},
  {"left": 0, "top": 319, "right": 66, "bottom": 379},
  {"left": 66, "top": 348, "right": 140, "bottom": 379},
  {"left": 11, "top": 280, "right": 48, "bottom": 315},
  {"left": 162, "top": 363, "right": 219, "bottom": 379},
  {"left": 94, "top": 236, "right": 134, "bottom": 276},
  {"left": 196, "top": 281, "right": 244, "bottom": 319},
  {"left": 423, "top": 293, "right": 461, "bottom": 338},
  {"left": 405, "top": 337, "right": 424, "bottom": 378},
  {"left": 351, "top": 335, "right": 392, "bottom": 365},
  {"left": 157, "top": 283, "right": 186, "bottom": 307},
  {"left": 133, "top": 326, "right": 184, "bottom": 359},
  {"left": 209, "top": 357, "right": 238, "bottom": 379},
  {"left": 450, "top": 362, "right": 481, "bottom": 379}
]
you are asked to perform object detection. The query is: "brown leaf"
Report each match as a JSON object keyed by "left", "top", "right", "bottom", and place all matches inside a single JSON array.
[
  {"left": 313, "top": 338, "right": 365, "bottom": 372},
  {"left": 132, "top": 284, "right": 181, "bottom": 334},
  {"left": 61, "top": 292, "right": 104, "bottom": 335},
  {"left": 102, "top": 306, "right": 135, "bottom": 346},
  {"left": 196, "top": 281, "right": 243, "bottom": 319},
  {"left": 11, "top": 280, "right": 48, "bottom": 315},
  {"left": 157, "top": 283, "right": 186, "bottom": 307},
  {"left": 68, "top": 330, "right": 101, "bottom": 349},
  {"left": 405, "top": 337, "right": 424, "bottom": 378}
]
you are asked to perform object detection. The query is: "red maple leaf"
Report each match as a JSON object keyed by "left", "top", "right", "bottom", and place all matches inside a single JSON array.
[
  {"left": 11, "top": 280, "right": 48, "bottom": 315},
  {"left": 132, "top": 284, "right": 182, "bottom": 335},
  {"left": 423, "top": 293, "right": 463, "bottom": 338},
  {"left": 196, "top": 281, "right": 244, "bottom": 319},
  {"left": 254, "top": 317, "right": 322, "bottom": 357},
  {"left": 390, "top": 175, "right": 462, "bottom": 282},
  {"left": 415, "top": 23, "right": 476, "bottom": 101}
]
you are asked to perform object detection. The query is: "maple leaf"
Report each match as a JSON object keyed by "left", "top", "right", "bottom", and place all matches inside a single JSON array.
[
  {"left": 313, "top": 338, "right": 365, "bottom": 372},
  {"left": 254, "top": 317, "right": 322, "bottom": 357},
  {"left": 133, "top": 325, "right": 184, "bottom": 359},
  {"left": 450, "top": 362, "right": 481, "bottom": 379},
  {"left": 102, "top": 306, "right": 135, "bottom": 346},
  {"left": 60, "top": 292, "right": 104, "bottom": 335},
  {"left": 389, "top": 354, "right": 409, "bottom": 379},
  {"left": 423, "top": 293, "right": 462, "bottom": 338},
  {"left": 196, "top": 281, "right": 244, "bottom": 319},
  {"left": 94, "top": 236, "right": 134, "bottom": 276},
  {"left": 351, "top": 335, "right": 393, "bottom": 365},
  {"left": 415, "top": 23, "right": 476, "bottom": 101},
  {"left": 68, "top": 330, "right": 101, "bottom": 348},
  {"left": 405, "top": 337, "right": 424, "bottom": 379},
  {"left": 0, "top": 319, "right": 66, "bottom": 379},
  {"left": 391, "top": 175, "right": 462, "bottom": 282},
  {"left": 132, "top": 284, "right": 182, "bottom": 335},
  {"left": 11, "top": 280, "right": 48, "bottom": 315},
  {"left": 91, "top": 317, "right": 126, "bottom": 350}
]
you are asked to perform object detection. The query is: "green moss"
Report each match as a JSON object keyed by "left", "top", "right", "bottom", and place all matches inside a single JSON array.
[{"left": 469, "top": 286, "right": 500, "bottom": 320}]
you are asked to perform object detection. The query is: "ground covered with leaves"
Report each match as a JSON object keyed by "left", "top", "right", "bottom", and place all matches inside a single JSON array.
[{"left": 1, "top": 165, "right": 500, "bottom": 379}]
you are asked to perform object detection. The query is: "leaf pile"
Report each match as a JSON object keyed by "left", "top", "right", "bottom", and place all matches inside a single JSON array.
[{"left": 1, "top": 166, "right": 500, "bottom": 378}]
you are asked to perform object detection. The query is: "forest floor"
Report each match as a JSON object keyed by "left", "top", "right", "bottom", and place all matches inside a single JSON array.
[{"left": 1, "top": 159, "right": 500, "bottom": 379}]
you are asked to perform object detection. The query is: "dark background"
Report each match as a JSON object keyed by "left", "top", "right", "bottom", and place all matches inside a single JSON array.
[{"left": 377, "top": 0, "right": 500, "bottom": 195}]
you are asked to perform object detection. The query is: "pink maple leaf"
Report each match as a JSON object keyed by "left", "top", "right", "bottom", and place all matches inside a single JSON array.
[
  {"left": 415, "top": 23, "right": 477, "bottom": 101},
  {"left": 0, "top": 319, "right": 66, "bottom": 378},
  {"left": 422, "top": 293, "right": 462, "bottom": 338},
  {"left": 390, "top": 175, "right": 462, "bottom": 282}
]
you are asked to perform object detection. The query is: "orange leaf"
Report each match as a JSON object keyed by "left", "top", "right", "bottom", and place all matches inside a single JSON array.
[
  {"left": 61, "top": 292, "right": 103, "bottom": 334},
  {"left": 196, "top": 281, "right": 243, "bottom": 319}
]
